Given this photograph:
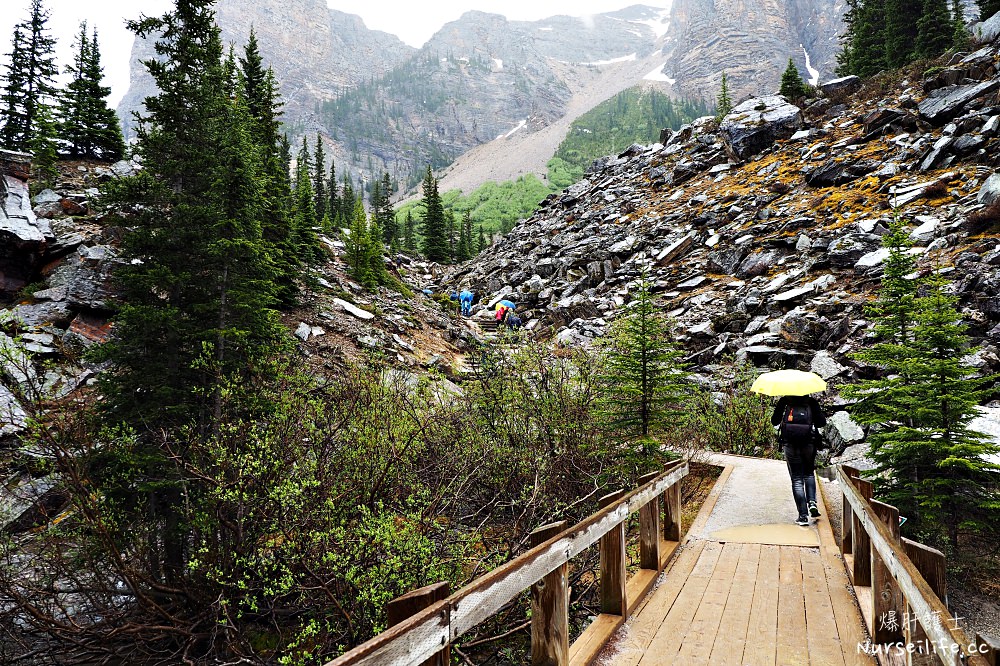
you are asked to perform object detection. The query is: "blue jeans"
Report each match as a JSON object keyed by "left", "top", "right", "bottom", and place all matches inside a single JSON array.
[{"left": 783, "top": 441, "right": 817, "bottom": 519}]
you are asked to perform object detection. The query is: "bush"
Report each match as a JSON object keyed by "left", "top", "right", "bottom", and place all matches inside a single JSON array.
[{"left": 690, "top": 360, "right": 778, "bottom": 457}]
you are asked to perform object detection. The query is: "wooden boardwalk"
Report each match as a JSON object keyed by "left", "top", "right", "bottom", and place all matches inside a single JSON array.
[{"left": 604, "top": 456, "right": 875, "bottom": 666}]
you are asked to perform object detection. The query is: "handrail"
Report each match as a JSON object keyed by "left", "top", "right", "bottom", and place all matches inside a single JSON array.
[
  {"left": 325, "top": 461, "right": 689, "bottom": 666},
  {"left": 836, "top": 466, "right": 989, "bottom": 666}
]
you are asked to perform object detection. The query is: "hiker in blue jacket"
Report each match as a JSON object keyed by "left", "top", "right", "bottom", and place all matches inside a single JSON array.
[
  {"left": 771, "top": 395, "right": 826, "bottom": 526},
  {"left": 459, "top": 289, "right": 474, "bottom": 316}
]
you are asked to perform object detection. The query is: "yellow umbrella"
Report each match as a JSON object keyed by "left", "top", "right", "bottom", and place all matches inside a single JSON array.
[{"left": 750, "top": 369, "right": 827, "bottom": 396}]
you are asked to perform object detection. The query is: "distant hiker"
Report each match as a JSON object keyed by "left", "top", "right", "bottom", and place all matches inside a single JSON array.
[
  {"left": 507, "top": 314, "right": 523, "bottom": 329},
  {"left": 495, "top": 306, "right": 507, "bottom": 323},
  {"left": 771, "top": 395, "right": 827, "bottom": 526},
  {"left": 459, "top": 290, "right": 474, "bottom": 316}
]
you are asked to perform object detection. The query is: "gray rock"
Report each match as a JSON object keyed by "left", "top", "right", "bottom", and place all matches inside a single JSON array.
[
  {"left": 737, "top": 250, "right": 780, "bottom": 278},
  {"left": 810, "top": 351, "right": 847, "bottom": 380},
  {"left": 804, "top": 158, "right": 878, "bottom": 186},
  {"left": 830, "top": 442, "right": 876, "bottom": 470},
  {"left": 827, "top": 234, "right": 878, "bottom": 267},
  {"left": 294, "top": 322, "right": 312, "bottom": 341},
  {"left": 910, "top": 217, "right": 938, "bottom": 243},
  {"left": 972, "top": 11, "right": 1000, "bottom": 43},
  {"left": 918, "top": 79, "right": 1000, "bottom": 125},
  {"left": 31, "top": 189, "right": 60, "bottom": 205},
  {"left": 708, "top": 248, "right": 747, "bottom": 275},
  {"left": 825, "top": 410, "right": 865, "bottom": 456},
  {"left": 720, "top": 96, "right": 803, "bottom": 160},
  {"left": 978, "top": 172, "right": 1000, "bottom": 205},
  {"left": 333, "top": 297, "right": 375, "bottom": 320},
  {"left": 819, "top": 75, "right": 861, "bottom": 97},
  {"left": 0, "top": 383, "right": 28, "bottom": 441}
]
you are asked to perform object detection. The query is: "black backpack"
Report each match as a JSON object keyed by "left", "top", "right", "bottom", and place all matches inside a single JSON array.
[{"left": 780, "top": 401, "right": 814, "bottom": 444}]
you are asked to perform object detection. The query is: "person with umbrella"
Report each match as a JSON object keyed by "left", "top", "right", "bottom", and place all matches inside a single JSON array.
[
  {"left": 751, "top": 369, "right": 828, "bottom": 527},
  {"left": 459, "top": 289, "right": 474, "bottom": 316}
]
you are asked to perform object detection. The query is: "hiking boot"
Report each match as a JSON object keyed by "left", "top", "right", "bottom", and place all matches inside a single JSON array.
[
  {"left": 808, "top": 501, "right": 821, "bottom": 518},
  {"left": 795, "top": 516, "right": 810, "bottom": 526}
]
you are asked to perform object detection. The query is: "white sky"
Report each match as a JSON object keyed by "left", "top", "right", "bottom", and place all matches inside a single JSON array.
[{"left": 0, "top": 1, "right": 669, "bottom": 108}]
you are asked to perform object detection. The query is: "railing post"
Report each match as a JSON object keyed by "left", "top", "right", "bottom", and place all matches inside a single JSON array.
[
  {"left": 386, "top": 582, "right": 451, "bottom": 666},
  {"left": 530, "top": 521, "right": 569, "bottom": 666},
  {"left": 663, "top": 470, "right": 682, "bottom": 543},
  {"left": 870, "top": 499, "right": 904, "bottom": 646},
  {"left": 599, "top": 489, "right": 629, "bottom": 617},
  {"left": 841, "top": 465, "right": 859, "bottom": 556},
  {"left": 852, "top": 477, "right": 874, "bottom": 587},
  {"left": 638, "top": 472, "right": 661, "bottom": 570},
  {"left": 976, "top": 632, "right": 999, "bottom": 666},
  {"left": 903, "top": 538, "right": 948, "bottom": 666}
]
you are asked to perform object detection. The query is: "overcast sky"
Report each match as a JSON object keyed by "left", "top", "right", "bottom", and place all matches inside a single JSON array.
[{"left": 0, "top": 0, "right": 669, "bottom": 108}]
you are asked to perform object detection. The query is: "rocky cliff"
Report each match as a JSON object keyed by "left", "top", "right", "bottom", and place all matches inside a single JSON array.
[{"left": 116, "top": 0, "right": 414, "bottom": 139}]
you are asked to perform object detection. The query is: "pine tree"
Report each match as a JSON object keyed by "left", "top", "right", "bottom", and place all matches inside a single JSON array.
[
  {"left": 714, "top": 72, "right": 733, "bottom": 122},
  {"left": 420, "top": 166, "right": 449, "bottom": 262},
  {"left": 58, "top": 23, "right": 125, "bottom": 160},
  {"left": 953, "top": 0, "right": 972, "bottom": 50},
  {"left": 403, "top": 209, "right": 415, "bottom": 252},
  {"left": 779, "top": 58, "right": 809, "bottom": 99},
  {"left": 844, "top": 219, "right": 1000, "bottom": 547},
  {"left": 0, "top": 0, "right": 58, "bottom": 152},
  {"left": 445, "top": 209, "right": 456, "bottom": 262},
  {"left": 916, "top": 0, "right": 954, "bottom": 58},
  {"left": 456, "top": 210, "right": 472, "bottom": 261},
  {"left": 327, "top": 160, "right": 340, "bottom": 227},
  {"left": 477, "top": 223, "right": 487, "bottom": 254},
  {"left": 837, "top": 0, "right": 888, "bottom": 76},
  {"left": 884, "top": 0, "right": 921, "bottom": 68},
  {"left": 29, "top": 102, "right": 59, "bottom": 188},
  {"left": 978, "top": 0, "right": 1000, "bottom": 20},
  {"left": 345, "top": 198, "right": 373, "bottom": 286},
  {"left": 596, "top": 274, "right": 692, "bottom": 445},
  {"left": 313, "top": 134, "right": 326, "bottom": 221},
  {"left": 376, "top": 172, "right": 397, "bottom": 247},
  {"left": 292, "top": 136, "right": 322, "bottom": 264}
]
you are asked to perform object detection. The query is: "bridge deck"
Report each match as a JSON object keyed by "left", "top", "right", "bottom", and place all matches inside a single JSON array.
[{"left": 603, "top": 454, "right": 876, "bottom": 666}]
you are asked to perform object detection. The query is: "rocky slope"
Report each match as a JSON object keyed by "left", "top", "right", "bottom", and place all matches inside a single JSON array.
[{"left": 446, "top": 20, "right": 1000, "bottom": 459}]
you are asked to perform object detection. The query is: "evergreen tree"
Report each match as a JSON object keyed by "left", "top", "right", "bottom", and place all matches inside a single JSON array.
[
  {"left": 420, "top": 166, "right": 449, "bottom": 262},
  {"left": 978, "top": 0, "right": 1000, "bottom": 20},
  {"left": 456, "top": 210, "right": 472, "bottom": 261},
  {"left": 445, "top": 209, "right": 456, "bottom": 262},
  {"left": 779, "top": 57, "right": 809, "bottom": 99},
  {"left": 345, "top": 198, "right": 374, "bottom": 287},
  {"left": 837, "top": 0, "right": 887, "bottom": 76},
  {"left": 844, "top": 219, "right": 1000, "bottom": 548},
  {"left": 917, "top": 0, "right": 954, "bottom": 58},
  {"left": 403, "top": 209, "right": 415, "bottom": 252},
  {"left": 714, "top": 72, "right": 733, "bottom": 122},
  {"left": 292, "top": 136, "right": 322, "bottom": 264},
  {"left": 477, "top": 223, "right": 487, "bottom": 254},
  {"left": 884, "top": 0, "right": 921, "bottom": 68},
  {"left": 313, "top": 134, "right": 327, "bottom": 221},
  {"left": 58, "top": 23, "right": 125, "bottom": 160},
  {"left": 239, "top": 28, "right": 298, "bottom": 303},
  {"left": 597, "top": 274, "right": 692, "bottom": 444},
  {"left": 327, "top": 160, "right": 340, "bottom": 227},
  {"left": 953, "top": 0, "right": 972, "bottom": 50},
  {"left": 376, "top": 172, "right": 397, "bottom": 247},
  {"left": 0, "top": 0, "right": 58, "bottom": 152},
  {"left": 340, "top": 173, "right": 356, "bottom": 223},
  {"left": 29, "top": 102, "right": 59, "bottom": 188}
]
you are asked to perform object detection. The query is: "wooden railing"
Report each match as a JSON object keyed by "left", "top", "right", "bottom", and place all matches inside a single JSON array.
[
  {"left": 837, "top": 465, "right": 996, "bottom": 666},
  {"left": 325, "top": 460, "right": 690, "bottom": 666}
]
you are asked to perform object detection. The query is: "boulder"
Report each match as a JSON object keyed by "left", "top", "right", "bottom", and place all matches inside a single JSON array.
[
  {"left": 825, "top": 410, "right": 866, "bottom": 457},
  {"left": 978, "top": 172, "right": 1000, "bottom": 205},
  {"left": 810, "top": 351, "right": 847, "bottom": 380},
  {"left": 2, "top": 151, "right": 54, "bottom": 294},
  {"left": 719, "top": 96, "right": 804, "bottom": 160},
  {"left": 333, "top": 297, "right": 375, "bottom": 320},
  {"left": 48, "top": 245, "right": 120, "bottom": 311},
  {"left": 707, "top": 248, "right": 747, "bottom": 275},
  {"left": 3, "top": 300, "right": 74, "bottom": 328},
  {"left": 917, "top": 79, "right": 1000, "bottom": 125},
  {"left": 0, "top": 383, "right": 28, "bottom": 442},
  {"left": 819, "top": 75, "right": 861, "bottom": 97},
  {"left": 737, "top": 250, "right": 781, "bottom": 278},
  {"left": 827, "top": 234, "right": 879, "bottom": 267},
  {"left": 972, "top": 11, "right": 1000, "bottom": 43},
  {"left": 804, "top": 158, "right": 878, "bottom": 186}
]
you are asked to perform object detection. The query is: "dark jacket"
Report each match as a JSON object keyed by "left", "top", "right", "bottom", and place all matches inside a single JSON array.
[{"left": 771, "top": 395, "right": 826, "bottom": 429}]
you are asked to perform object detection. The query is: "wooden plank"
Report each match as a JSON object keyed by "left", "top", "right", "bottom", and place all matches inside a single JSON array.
[
  {"left": 600, "top": 490, "right": 629, "bottom": 617},
  {"left": 801, "top": 548, "right": 847, "bottom": 666},
  {"left": 613, "top": 540, "right": 708, "bottom": 664},
  {"left": 385, "top": 583, "right": 450, "bottom": 666},
  {"left": 816, "top": 478, "right": 876, "bottom": 666},
  {"left": 871, "top": 500, "right": 905, "bottom": 647},
  {"left": 777, "top": 547, "right": 810, "bottom": 666},
  {"left": 976, "top": 632, "right": 999, "bottom": 666},
  {"left": 327, "top": 463, "right": 689, "bottom": 666},
  {"left": 742, "top": 544, "right": 782, "bottom": 666},
  {"left": 709, "top": 542, "right": 761, "bottom": 666},
  {"left": 836, "top": 468, "right": 989, "bottom": 666},
  {"left": 663, "top": 478, "right": 682, "bottom": 542},
  {"left": 636, "top": 540, "right": 725, "bottom": 665},
  {"left": 842, "top": 466, "right": 860, "bottom": 557},
  {"left": 531, "top": 522, "right": 569, "bottom": 666},
  {"left": 902, "top": 538, "right": 946, "bottom": 600},
  {"left": 675, "top": 541, "right": 743, "bottom": 662},
  {"left": 568, "top": 614, "right": 625, "bottom": 666}
]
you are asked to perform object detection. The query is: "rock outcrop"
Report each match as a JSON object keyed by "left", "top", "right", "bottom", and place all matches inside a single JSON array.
[{"left": 1, "top": 150, "right": 53, "bottom": 293}]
